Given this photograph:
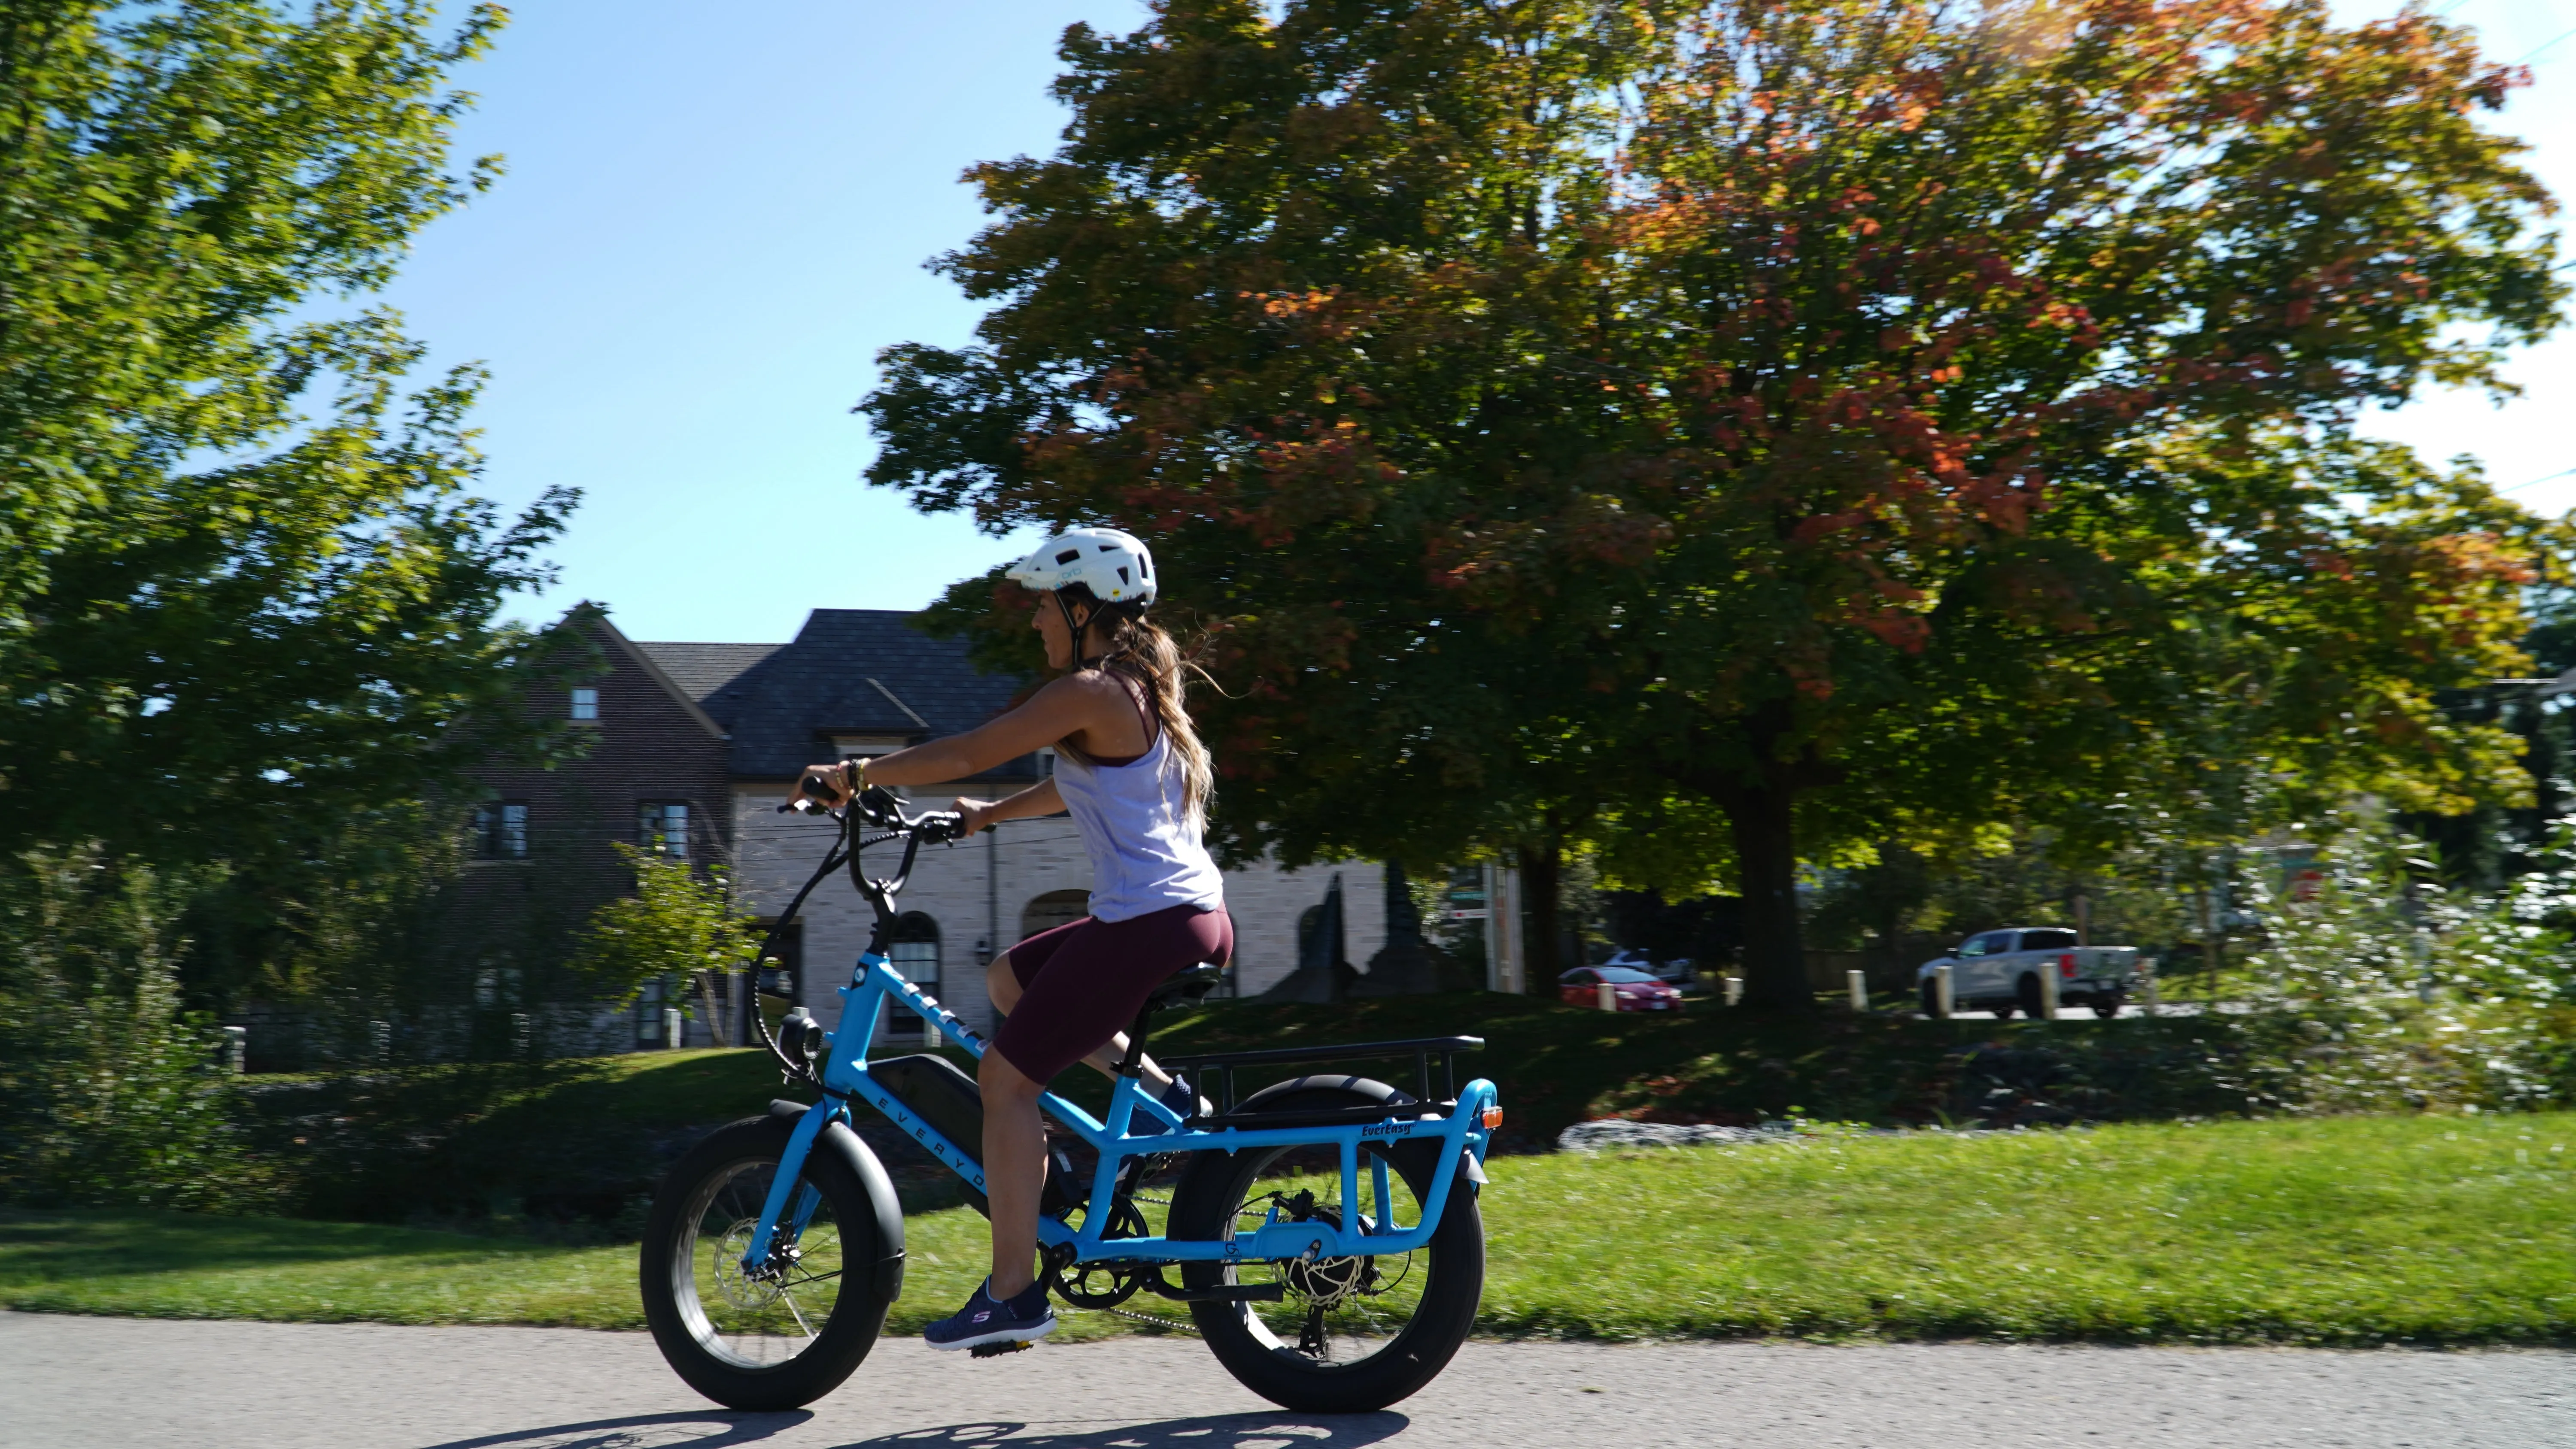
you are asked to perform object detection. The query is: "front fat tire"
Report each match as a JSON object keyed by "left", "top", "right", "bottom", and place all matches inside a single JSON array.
[
  {"left": 639, "top": 1114, "right": 892, "bottom": 1411},
  {"left": 1170, "top": 1090, "right": 1485, "bottom": 1414}
]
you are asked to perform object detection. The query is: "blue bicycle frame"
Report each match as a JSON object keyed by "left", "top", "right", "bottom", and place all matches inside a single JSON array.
[{"left": 743, "top": 945, "right": 1501, "bottom": 1276}]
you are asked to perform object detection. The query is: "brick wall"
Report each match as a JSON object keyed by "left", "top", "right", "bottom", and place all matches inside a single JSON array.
[{"left": 442, "top": 617, "right": 732, "bottom": 1051}]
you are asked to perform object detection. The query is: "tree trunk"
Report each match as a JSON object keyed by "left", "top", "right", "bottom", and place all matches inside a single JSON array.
[
  {"left": 1722, "top": 775, "right": 1811, "bottom": 1012},
  {"left": 1517, "top": 836, "right": 1562, "bottom": 994}
]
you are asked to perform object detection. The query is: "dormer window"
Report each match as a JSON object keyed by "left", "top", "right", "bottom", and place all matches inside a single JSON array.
[{"left": 570, "top": 687, "right": 599, "bottom": 721}]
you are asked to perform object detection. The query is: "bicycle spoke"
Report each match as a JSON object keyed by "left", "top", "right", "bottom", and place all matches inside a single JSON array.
[
  {"left": 1221, "top": 1141, "right": 1441, "bottom": 1369},
  {"left": 674, "top": 1155, "right": 848, "bottom": 1371},
  {"left": 778, "top": 1285, "right": 815, "bottom": 1340}
]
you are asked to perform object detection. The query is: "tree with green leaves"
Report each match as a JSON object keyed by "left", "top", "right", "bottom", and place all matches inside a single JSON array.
[
  {"left": 866, "top": 0, "right": 2566, "bottom": 1009},
  {"left": 0, "top": 1, "right": 579, "bottom": 1012},
  {"left": 568, "top": 844, "right": 750, "bottom": 1042}
]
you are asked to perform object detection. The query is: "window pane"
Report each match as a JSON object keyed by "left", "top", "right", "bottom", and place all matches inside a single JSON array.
[
  {"left": 571, "top": 687, "right": 598, "bottom": 721},
  {"left": 637, "top": 801, "right": 688, "bottom": 858},
  {"left": 887, "top": 939, "right": 939, "bottom": 988},
  {"left": 635, "top": 976, "right": 667, "bottom": 1042},
  {"left": 501, "top": 803, "right": 528, "bottom": 858}
]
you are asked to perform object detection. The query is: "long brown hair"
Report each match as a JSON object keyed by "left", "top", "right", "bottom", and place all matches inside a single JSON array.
[{"left": 1051, "top": 584, "right": 1214, "bottom": 830}]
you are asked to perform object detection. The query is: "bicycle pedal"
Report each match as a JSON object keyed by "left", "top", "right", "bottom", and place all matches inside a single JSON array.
[{"left": 969, "top": 1339, "right": 1033, "bottom": 1359}]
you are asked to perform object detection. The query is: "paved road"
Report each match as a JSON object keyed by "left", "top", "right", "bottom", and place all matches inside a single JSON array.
[{"left": 3, "top": 1311, "right": 2566, "bottom": 1448}]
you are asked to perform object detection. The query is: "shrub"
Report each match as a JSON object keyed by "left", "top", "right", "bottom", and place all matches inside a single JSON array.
[
  {"left": 0, "top": 849, "right": 274, "bottom": 1210},
  {"left": 2230, "top": 816, "right": 2576, "bottom": 1113},
  {"left": 566, "top": 844, "right": 751, "bottom": 1030}
]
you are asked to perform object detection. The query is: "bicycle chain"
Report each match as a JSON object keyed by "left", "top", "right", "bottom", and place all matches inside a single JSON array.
[
  {"left": 1098, "top": 1302, "right": 1197, "bottom": 1333},
  {"left": 1057, "top": 1188, "right": 1215, "bottom": 1334}
]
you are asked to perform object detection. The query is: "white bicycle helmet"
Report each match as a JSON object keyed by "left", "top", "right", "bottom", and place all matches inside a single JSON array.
[{"left": 1005, "top": 527, "right": 1158, "bottom": 607}]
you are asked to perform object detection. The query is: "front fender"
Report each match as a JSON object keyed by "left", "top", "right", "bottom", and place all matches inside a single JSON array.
[{"left": 772, "top": 1099, "right": 906, "bottom": 1301}]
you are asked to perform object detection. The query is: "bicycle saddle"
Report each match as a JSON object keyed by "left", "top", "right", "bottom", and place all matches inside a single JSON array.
[{"left": 1145, "top": 961, "right": 1226, "bottom": 1009}]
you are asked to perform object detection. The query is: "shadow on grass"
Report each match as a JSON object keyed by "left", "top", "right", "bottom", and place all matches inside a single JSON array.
[
  {"left": 833, "top": 1414, "right": 1409, "bottom": 1449},
  {"left": 0, "top": 1207, "right": 583, "bottom": 1277},
  {"left": 1147, "top": 991, "right": 2249, "bottom": 1149}
]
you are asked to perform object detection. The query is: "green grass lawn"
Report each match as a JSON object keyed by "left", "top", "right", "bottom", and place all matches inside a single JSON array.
[{"left": 11, "top": 1113, "right": 2571, "bottom": 1345}]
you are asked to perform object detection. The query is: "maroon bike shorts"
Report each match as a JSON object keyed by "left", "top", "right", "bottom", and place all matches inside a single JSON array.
[{"left": 993, "top": 903, "right": 1233, "bottom": 1083}]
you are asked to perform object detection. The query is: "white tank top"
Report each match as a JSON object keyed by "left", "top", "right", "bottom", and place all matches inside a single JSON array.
[{"left": 1052, "top": 725, "right": 1225, "bottom": 923}]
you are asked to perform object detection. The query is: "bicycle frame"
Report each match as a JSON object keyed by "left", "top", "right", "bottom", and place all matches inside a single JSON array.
[{"left": 743, "top": 922, "right": 1498, "bottom": 1278}]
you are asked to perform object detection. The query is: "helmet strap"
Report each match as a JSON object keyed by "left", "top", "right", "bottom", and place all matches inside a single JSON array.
[{"left": 1055, "top": 591, "right": 1100, "bottom": 671}]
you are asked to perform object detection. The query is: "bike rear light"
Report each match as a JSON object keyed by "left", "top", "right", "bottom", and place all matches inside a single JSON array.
[{"left": 1479, "top": 1104, "right": 1504, "bottom": 1130}]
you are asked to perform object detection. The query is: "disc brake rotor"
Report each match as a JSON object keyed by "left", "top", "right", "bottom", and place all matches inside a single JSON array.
[
  {"left": 711, "top": 1217, "right": 789, "bottom": 1311},
  {"left": 1264, "top": 1192, "right": 1380, "bottom": 1310}
]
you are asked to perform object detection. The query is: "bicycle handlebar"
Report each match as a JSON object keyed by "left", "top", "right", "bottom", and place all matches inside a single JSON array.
[
  {"left": 775, "top": 785, "right": 967, "bottom": 844},
  {"left": 748, "top": 788, "right": 967, "bottom": 1086}
]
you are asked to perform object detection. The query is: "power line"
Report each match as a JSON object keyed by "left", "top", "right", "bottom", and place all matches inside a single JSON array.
[{"left": 2516, "top": 24, "right": 2576, "bottom": 65}]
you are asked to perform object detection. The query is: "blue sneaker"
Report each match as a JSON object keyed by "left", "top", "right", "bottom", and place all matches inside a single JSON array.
[
  {"left": 1134, "top": 1073, "right": 1207, "bottom": 1135},
  {"left": 924, "top": 1277, "right": 1055, "bottom": 1352}
]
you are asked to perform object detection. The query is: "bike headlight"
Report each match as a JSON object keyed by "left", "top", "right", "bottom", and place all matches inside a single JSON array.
[{"left": 778, "top": 1009, "right": 825, "bottom": 1065}]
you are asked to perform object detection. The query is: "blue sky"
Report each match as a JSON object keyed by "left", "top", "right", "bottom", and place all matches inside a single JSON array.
[
  {"left": 371, "top": 0, "right": 2576, "bottom": 646},
  {"left": 373, "top": 1, "right": 1148, "bottom": 644}
]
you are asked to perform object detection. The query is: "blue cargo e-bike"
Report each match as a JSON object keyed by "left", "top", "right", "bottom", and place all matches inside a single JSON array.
[{"left": 638, "top": 786, "right": 1501, "bottom": 1414}]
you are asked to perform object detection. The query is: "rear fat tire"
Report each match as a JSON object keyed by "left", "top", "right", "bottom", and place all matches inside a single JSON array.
[
  {"left": 1169, "top": 1082, "right": 1485, "bottom": 1414},
  {"left": 639, "top": 1114, "right": 894, "bottom": 1411}
]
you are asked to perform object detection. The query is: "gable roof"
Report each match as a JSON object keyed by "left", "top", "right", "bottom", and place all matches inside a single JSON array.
[
  {"left": 706, "top": 609, "right": 1028, "bottom": 779},
  {"left": 564, "top": 603, "right": 727, "bottom": 742},
  {"left": 631, "top": 642, "right": 783, "bottom": 705}
]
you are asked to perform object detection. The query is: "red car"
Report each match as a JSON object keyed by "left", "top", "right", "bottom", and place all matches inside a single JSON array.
[{"left": 1559, "top": 965, "right": 1685, "bottom": 1012}]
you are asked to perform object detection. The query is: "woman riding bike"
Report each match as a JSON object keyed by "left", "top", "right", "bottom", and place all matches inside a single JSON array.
[{"left": 792, "top": 526, "right": 1229, "bottom": 1353}]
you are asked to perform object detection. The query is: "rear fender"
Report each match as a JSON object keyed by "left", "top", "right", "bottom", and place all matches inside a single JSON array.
[
  {"left": 771, "top": 1099, "right": 906, "bottom": 1301},
  {"left": 1232, "top": 1073, "right": 1417, "bottom": 1114}
]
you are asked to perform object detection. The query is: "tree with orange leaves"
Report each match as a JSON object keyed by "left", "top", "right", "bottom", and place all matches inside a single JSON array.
[{"left": 865, "top": 0, "right": 2566, "bottom": 1010}]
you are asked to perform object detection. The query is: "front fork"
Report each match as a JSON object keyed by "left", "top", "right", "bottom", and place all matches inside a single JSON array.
[{"left": 743, "top": 1101, "right": 831, "bottom": 1272}]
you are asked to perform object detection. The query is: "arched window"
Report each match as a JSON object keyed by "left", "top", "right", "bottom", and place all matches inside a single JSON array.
[
  {"left": 1021, "top": 889, "right": 1090, "bottom": 943},
  {"left": 887, "top": 911, "right": 940, "bottom": 992},
  {"left": 884, "top": 912, "right": 941, "bottom": 1041}
]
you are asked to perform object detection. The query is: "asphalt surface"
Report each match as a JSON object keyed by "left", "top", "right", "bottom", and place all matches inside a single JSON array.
[{"left": 5, "top": 1312, "right": 2570, "bottom": 1448}]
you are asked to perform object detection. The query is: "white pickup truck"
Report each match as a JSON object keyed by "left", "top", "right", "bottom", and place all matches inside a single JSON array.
[{"left": 1915, "top": 927, "right": 2141, "bottom": 1019}]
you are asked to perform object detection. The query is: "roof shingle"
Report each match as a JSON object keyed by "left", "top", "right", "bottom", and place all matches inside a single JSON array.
[
  {"left": 631, "top": 642, "right": 784, "bottom": 705},
  {"left": 681, "top": 609, "right": 1029, "bottom": 778}
]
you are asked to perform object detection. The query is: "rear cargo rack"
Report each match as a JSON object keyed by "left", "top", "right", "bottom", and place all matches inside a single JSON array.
[{"left": 1159, "top": 1035, "right": 1485, "bottom": 1129}]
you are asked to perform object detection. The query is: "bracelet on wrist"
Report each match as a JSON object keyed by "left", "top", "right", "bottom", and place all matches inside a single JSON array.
[{"left": 839, "top": 757, "right": 866, "bottom": 795}]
